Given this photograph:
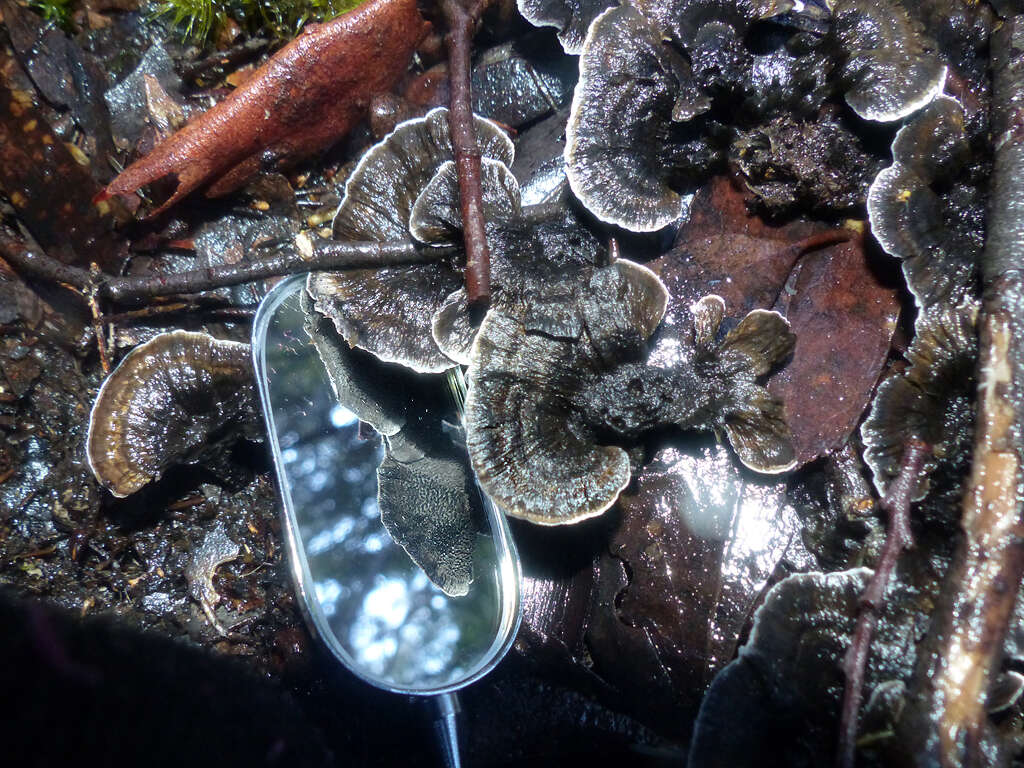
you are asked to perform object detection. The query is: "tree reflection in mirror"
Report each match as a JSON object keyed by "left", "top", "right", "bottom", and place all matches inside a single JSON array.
[{"left": 252, "top": 275, "right": 522, "bottom": 768}]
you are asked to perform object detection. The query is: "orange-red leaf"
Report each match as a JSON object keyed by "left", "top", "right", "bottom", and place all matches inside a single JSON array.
[{"left": 100, "top": 0, "right": 429, "bottom": 215}]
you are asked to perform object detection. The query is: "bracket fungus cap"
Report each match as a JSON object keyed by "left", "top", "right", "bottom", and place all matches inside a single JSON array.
[
  {"left": 565, "top": 5, "right": 695, "bottom": 232},
  {"left": 409, "top": 158, "right": 523, "bottom": 246},
  {"left": 689, "top": 301, "right": 798, "bottom": 473},
  {"left": 86, "top": 330, "right": 256, "bottom": 497},
  {"left": 866, "top": 96, "right": 977, "bottom": 311},
  {"left": 331, "top": 107, "right": 514, "bottom": 243},
  {"left": 302, "top": 292, "right": 406, "bottom": 437},
  {"left": 428, "top": 167, "right": 606, "bottom": 365},
  {"left": 516, "top": 0, "right": 614, "bottom": 54},
  {"left": 861, "top": 301, "right": 978, "bottom": 499},
  {"left": 377, "top": 440, "right": 478, "bottom": 597},
  {"left": 304, "top": 302, "right": 478, "bottom": 595},
  {"left": 307, "top": 108, "right": 514, "bottom": 373},
  {"left": 465, "top": 259, "right": 667, "bottom": 524},
  {"left": 831, "top": 0, "right": 947, "bottom": 122}
]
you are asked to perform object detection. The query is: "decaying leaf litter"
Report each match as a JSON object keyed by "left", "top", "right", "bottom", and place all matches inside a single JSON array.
[{"left": 0, "top": 0, "right": 1022, "bottom": 765}]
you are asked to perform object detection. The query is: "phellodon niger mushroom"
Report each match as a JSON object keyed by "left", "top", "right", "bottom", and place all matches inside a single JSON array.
[
  {"left": 306, "top": 107, "right": 515, "bottom": 374},
  {"left": 562, "top": 0, "right": 947, "bottom": 233},
  {"left": 867, "top": 95, "right": 981, "bottom": 315},
  {"left": 464, "top": 259, "right": 798, "bottom": 525},
  {"left": 302, "top": 292, "right": 479, "bottom": 597},
  {"left": 306, "top": 105, "right": 607, "bottom": 371},
  {"left": 87, "top": 330, "right": 259, "bottom": 497}
]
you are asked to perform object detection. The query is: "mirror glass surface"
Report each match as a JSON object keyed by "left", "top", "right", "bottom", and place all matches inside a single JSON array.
[{"left": 253, "top": 275, "right": 520, "bottom": 694}]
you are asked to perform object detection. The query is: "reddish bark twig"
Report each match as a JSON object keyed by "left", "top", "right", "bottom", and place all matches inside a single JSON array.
[
  {"left": 837, "top": 440, "right": 930, "bottom": 768},
  {"left": 441, "top": 0, "right": 491, "bottom": 305}
]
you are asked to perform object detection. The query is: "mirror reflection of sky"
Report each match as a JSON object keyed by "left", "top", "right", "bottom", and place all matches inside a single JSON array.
[{"left": 264, "top": 293, "right": 503, "bottom": 690}]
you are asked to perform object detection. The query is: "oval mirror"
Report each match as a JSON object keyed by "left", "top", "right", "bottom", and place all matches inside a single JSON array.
[{"left": 252, "top": 275, "right": 522, "bottom": 763}]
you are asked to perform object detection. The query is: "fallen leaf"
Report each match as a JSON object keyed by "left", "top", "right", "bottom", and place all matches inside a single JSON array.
[
  {"left": 100, "top": 0, "right": 430, "bottom": 214},
  {"left": 768, "top": 235, "right": 900, "bottom": 465},
  {"left": 649, "top": 176, "right": 829, "bottom": 320},
  {"left": 515, "top": 441, "right": 813, "bottom": 738}
]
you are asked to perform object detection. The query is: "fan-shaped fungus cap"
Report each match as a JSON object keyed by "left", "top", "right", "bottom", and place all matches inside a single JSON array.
[
  {"left": 307, "top": 108, "right": 513, "bottom": 373},
  {"left": 866, "top": 96, "right": 978, "bottom": 310},
  {"left": 424, "top": 166, "right": 606, "bottom": 364},
  {"left": 86, "top": 331, "right": 257, "bottom": 497},
  {"left": 303, "top": 303, "right": 477, "bottom": 596},
  {"left": 378, "top": 435, "right": 478, "bottom": 597},
  {"left": 465, "top": 261, "right": 797, "bottom": 524},
  {"left": 861, "top": 301, "right": 978, "bottom": 499},
  {"left": 566, "top": 5, "right": 702, "bottom": 232},
  {"left": 830, "top": 0, "right": 946, "bottom": 122},
  {"left": 409, "top": 158, "right": 522, "bottom": 246},
  {"left": 302, "top": 292, "right": 406, "bottom": 437},
  {"left": 690, "top": 568, "right": 915, "bottom": 766},
  {"left": 516, "top": 0, "right": 615, "bottom": 54},
  {"left": 465, "top": 260, "right": 664, "bottom": 524},
  {"left": 703, "top": 304, "right": 798, "bottom": 473},
  {"left": 332, "top": 107, "right": 514, "bottom": 243}
]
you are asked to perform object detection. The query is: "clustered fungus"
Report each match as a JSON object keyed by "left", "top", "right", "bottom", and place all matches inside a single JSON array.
[
  {"left": 861, "top": 88, "right": 985, "bottom": 511},
  {"left": 464, "top": 262, "right": 797, "bottom": 524},
  {"left": 558, "top": 0, "right": 953, "bottom": 230},
  {"left": 86, "top": 331, "right": 259, "bottom": 497},
  {"left": 867, "top": 95, "right": 982, "bottom": 312},
  {"left": 309, "top": 106, "right": 607, "bottom": 371},
  {"left": 306, "top": 107, "right": 515, "bottom": 373},
  {"left": 87, "top": 99, "right": 803, "bottom": 556},
  {"left": 302, "top": 296, "right": 478, "bottom": 596}
]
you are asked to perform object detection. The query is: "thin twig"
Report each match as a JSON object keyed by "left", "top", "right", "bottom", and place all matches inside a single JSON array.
[
  {"left": 837, "top": 440, "right": 929, "bottom": 768},
  {"left": 179, "top": 38, "right": 273, "bottom": 81},
  {"left": 99, "top": 303, "right": 255, "bottom": 324},
  {"left": 0, "top": 230, "right": 451, "bottom": 304},
  {"left": 85, "top": 265, "right": 112, "bottom": 374},
  {"left": 441, "top": 0, "right": 491, "bottom": 305}
]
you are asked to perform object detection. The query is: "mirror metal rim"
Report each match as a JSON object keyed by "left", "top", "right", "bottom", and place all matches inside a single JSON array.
[{"left": 252, "top": 274, "right": 522, "bottom": 696}]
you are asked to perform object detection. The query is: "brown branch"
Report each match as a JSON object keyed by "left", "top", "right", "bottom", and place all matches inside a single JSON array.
[
  {"left": 0, "top": 230, "right": 449, "bottom": 304},
  {"left": 894, "top": 18, "right": 1024, "bottom": 767},
  {"left": 837, "top": 440, "right": 929, "bottom": 768},
  {"left": 441, "top": 0, "right": 491, "bottom": 305}
]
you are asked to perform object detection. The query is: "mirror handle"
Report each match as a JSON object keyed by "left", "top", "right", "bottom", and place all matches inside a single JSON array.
[{"left": 433, "top": 691, "right": 462, "bottom": 768}]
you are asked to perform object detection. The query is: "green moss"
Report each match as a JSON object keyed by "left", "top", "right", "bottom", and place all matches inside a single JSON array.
[
  {"left": 153, "top": 0, "right": 365, "bottom": 42},
  {"left": 28, "top": 0, "right": 75, "bottom": 29}
]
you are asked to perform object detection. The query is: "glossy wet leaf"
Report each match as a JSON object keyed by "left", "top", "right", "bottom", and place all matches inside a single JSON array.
[
  {"left": 515, "top": 440, "right": 811, "bottom": 737},
  {"left": 649, "top": 177, "right": 830, "bottom": 319},
  {"left": 768, "top": 237, "right": 900, "bottom": 465},
  {"left": 0, "top": 80, "right": 122, "bottom": 269}
]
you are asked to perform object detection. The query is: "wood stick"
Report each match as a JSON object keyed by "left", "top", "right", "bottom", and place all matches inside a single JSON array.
[
  {"left": 898, "top": 17, "right": 1024, "bottom": 767},
  {"left": 441, "top": 0, "right": 491, "bottom": 305}
]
